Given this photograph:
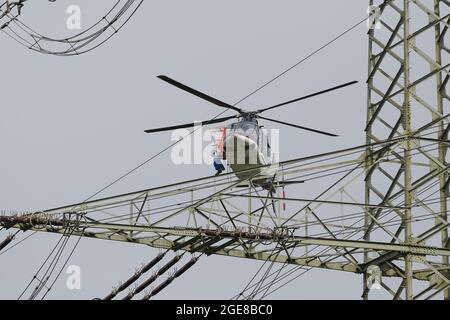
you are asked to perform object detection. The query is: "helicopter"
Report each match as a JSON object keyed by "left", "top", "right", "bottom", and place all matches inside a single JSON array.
[{"left": 144, "top": 75, "right": 357, "bottom": 190}]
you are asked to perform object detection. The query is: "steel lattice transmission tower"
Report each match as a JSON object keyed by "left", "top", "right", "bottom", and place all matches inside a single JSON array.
[{"left": 365, "top": 0, "right": 450, "bottom": 299}]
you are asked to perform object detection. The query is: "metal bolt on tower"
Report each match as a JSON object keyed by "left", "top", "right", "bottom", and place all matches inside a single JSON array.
[{"left": 366, "top": 0, "right": 450, "bottom": 299}]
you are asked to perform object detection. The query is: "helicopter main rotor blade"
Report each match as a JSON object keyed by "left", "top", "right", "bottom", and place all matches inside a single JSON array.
[
  {"left": 144, "top": 115, "right": 236, "bottom": 134},
  {"left": 258, "top": 115, "right": 338, "bottom": 137},
  {"left": 278, "top": 181, "right": 305, "bottom": 185},
  {"left": 158, "top": 75, "right": 243, "bottom": 113},
  {"left": 257, "top": 80, "right": 358, "bottom": 113}
]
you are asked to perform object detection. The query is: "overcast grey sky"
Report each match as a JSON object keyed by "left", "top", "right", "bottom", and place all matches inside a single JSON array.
[{"left": 0, "top": 0, "right": 391, "bottom": 299}]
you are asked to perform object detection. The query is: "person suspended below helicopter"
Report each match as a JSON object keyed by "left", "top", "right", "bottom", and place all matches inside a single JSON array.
[{"left": 212, "top": 151, "right": 226, "bottom": 175}]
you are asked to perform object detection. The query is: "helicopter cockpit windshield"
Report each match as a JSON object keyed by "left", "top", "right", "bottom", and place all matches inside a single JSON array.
[
  {"left": 227, "top": 120, "right": 272, "bottom": 161},
  {"left": 229, "top": 121, "right": 259, "bottom": 143}
]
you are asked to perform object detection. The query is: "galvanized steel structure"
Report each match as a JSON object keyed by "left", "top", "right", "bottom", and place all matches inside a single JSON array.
[
  {"left": 1, "top": 0, "right": 450, "bottom": 300},
  {"left": 365, "top": 0, "right": 450, "bottom": 299}
]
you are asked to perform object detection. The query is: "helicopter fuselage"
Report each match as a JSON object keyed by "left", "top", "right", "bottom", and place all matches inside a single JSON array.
[{"left": 215, "top": 116, "right": 278, "bottom": 188}]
